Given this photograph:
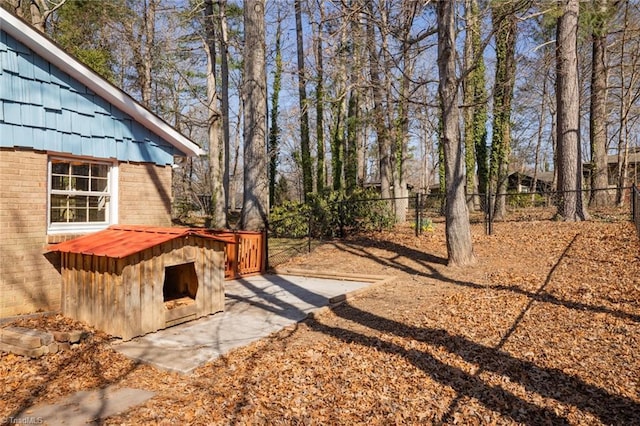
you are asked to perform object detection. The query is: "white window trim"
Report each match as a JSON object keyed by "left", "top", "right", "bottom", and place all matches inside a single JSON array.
[{"left": 47, "top": 156, "right": 119, "bottom": 235}]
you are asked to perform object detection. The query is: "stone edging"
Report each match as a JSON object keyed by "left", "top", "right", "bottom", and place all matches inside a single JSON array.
[
  {"left": 271, "top": 267, "right": 395, "bottom": 317},
  {"left": 0, "top": 326, "right": 86, "bottom": 358}
]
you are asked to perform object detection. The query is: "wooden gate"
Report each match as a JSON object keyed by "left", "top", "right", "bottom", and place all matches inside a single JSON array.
[{"left": 209, "top": 230, "right": 266, "bottom": 279}]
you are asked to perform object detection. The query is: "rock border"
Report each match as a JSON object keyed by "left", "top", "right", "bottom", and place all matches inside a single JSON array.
[{"left": 0, "top": 326, "right": 86, "bottom": 358}]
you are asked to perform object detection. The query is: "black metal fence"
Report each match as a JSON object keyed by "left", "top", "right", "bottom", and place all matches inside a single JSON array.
[
  {"left": 266, "top": 211, "right": 314, "bottom": 268},
  {"left": 632, "top": 184, "right": 640, "bottom": 237},
  {"left": 266, "top": 186, "right": 638, "bottom": 267}
]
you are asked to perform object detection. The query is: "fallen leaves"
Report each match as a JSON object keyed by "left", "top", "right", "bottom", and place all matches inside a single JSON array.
[{"left": 0, "top": 217, "right": 638, "bottom": 425}]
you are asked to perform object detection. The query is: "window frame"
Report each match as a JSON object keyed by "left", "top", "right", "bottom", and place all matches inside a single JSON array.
[{"left": 47, "top": 156, "right": 118, "bottom": 235}]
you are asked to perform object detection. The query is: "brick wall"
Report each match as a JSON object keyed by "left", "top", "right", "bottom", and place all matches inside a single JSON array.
[
  {"left": 118, "top": 162, "right": 173, "bottom": 226},
  {"left": 0, "top": 148, "right": 60, "bottom": 318},
  {"left": 0, "top": 149, "right": 174, "bottom": 318}
]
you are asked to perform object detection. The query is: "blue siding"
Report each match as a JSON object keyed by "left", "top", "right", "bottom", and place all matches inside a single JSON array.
[
  {"left": 1, "top": 49, "right": 18, "bottom": 73},
  {"left": 41, "top": 82, "right": 61, "bottom": 110},
  {"left": 0, "top": 30, "right": 182, "bottom": 165},
  {"left": 3, "top": 101, "right": 20, "bottom": 124},
  {"left": 28, "top": 81, "right": 43, "bottom": 105},
  {"left": 32, "top": 54, "right": 50, "bottom": 82},
  {"left": 16, "top": 52, "right": 33, "bottom": 80}
]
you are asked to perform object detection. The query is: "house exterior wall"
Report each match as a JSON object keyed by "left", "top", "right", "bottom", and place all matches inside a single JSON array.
[
  {"left": 1, "top": 29, "right": 178, "bottom": 166},
  {"left": 119, "top": 162, "right": 173, "bottom": 226},
  {"left": 0, "top": 148, "right": 59, "bottom": 317},
  {"left": 0, "top": 148, "right": 174, "bottom": 318}
]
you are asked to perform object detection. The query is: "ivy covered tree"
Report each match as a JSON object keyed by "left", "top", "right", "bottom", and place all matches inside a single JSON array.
[
  {"left": 489, "top": 1, "right": 519, "bottom": 221},
  {"left": 463, "top": 0, "right": 488, "bottom": 210},
  {"left": 268, "top": 16, "right": 283, "bottom": 209}
]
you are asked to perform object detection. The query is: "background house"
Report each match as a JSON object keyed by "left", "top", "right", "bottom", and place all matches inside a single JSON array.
[
  {"left": 0, "top": 10, "right": 203, "bottom": 318},
  {"left": 507, "top": 171, "right": 554, "bottom": 194},
  {"left": 583, "top": 150, "right": 640, "bottom": 188}
]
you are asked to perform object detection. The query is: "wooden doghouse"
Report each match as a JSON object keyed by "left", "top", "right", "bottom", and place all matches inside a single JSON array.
[{"left": 49, "top": 225, "right": 233, "bottom": 340}]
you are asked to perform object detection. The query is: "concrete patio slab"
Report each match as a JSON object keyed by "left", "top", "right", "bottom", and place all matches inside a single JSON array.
[
  {"left": 112, "top": 272, "right": 390, "bottom": 374},
  {"left": 21, "top": 386, "right": 155, "bottom": 426}
]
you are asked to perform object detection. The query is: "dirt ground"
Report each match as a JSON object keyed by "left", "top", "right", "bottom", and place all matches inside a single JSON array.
[{"left": 1, "top": 214, "right": 639, "bottom": 425}]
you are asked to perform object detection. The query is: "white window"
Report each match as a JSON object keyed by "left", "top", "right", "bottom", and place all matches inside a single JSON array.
[{"left": 48, "top": 157, "right": 118, "bottom": 234}]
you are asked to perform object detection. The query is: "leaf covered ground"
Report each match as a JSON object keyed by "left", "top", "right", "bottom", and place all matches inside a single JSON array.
[{"left": 1, "top": 217, "right": 639, "bottom": 425}]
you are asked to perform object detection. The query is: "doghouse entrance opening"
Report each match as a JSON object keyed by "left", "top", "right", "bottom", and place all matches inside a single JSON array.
[{"left": 163, "top": 262, "right": 198, "bottom": 309}]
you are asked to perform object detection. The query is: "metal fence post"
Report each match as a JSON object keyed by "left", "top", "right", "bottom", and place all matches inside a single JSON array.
[
  {"left": 308, "top": 212, "right": 312, "bottom": 254},
  {"left": 485, "top": 192, "right": 493, "bottom": 236},
  {"left": 632, "top": 184, "right": 635, "bottom": 222},
  {"left": 485, "top": 192, "right": 489, "bottom": 235},
  {"left": 631, "top": 183, "right": 640, "bottom": 237},
  {"left": 415, "top": 193, "right": 420, "bottom": 237}
]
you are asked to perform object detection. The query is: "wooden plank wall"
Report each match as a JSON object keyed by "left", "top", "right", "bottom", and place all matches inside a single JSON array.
[{"left": 61, "top": 236, "right": 226, "bottom": 340}]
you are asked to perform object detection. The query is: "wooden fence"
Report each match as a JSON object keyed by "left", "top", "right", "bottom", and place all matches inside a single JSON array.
[{"left": 207, "top": 230, "right": 266, "bottom": 279}]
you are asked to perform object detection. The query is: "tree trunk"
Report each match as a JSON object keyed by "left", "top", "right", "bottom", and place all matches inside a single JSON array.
[
  {"left": 346, "top": 2, "right": 365, "bottom": 193},
  {"left": 330, "top": 95, "right": 346, "bottom": 192},
  {"left": 532, "top": 72, "right": 548, "bottom": 195},
  {"left": 489, "top": 4, "right": 517, "bottom": 221},
  {"left": 615, "top": 1, "right": 637, "bottom": 206},
  {"left": 366, "top": 3, "right": 392, "bottom": 200},
  {"left": 230, "top": 103, "right": 242, "bottom": 212},
  {"left": 294, "top": 0, "right": 313, "bottom": 201},
  {"left": 590, "top": 0, "right": 611, "bottom": 207},
  {"left": 556, "top": 0, "right": 588, "bottom": 221},
  {"left": 345, "top": 91, "right": 358, "bottom": 194},
  {"left": 219, "top": 0, "right": 231, "bottom": 216},
  {"left": 437, "top": 0, "right": 475, "bottom": 266},
  {"left": 268, "top": 18, "right": 283, "bottom": 208},
  {"left": 241, "top": 0, "right": 268, "bottom": 231},
  {"left": 314, "top": 16, "right": 325, "bottom": 193},
  {"left": 391, "top": 1, "right": 416, "bottom": 224},
  {"left": 141, "top": 0, "right": 155, "bottom": 108},
  {"left": 29, "top": 0, "right": 66, "bottom": 32},
  {"left": 463, "top": 0, "right": 487, "bottom": 211},
  {"left": 329, "top": 2, "right": 353, "bottom": 192},
  {"left": 204, "top": 0, "right": 227, "bottom": 228}
]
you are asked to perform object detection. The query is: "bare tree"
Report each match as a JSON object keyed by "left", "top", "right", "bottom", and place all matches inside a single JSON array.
[
  {"left": 463, "top": 0, "right": 487, "bottom": 211},
  {"left": 556, "top": 0, "right": 588, "bottom": 221},
  {"left": 612, "top": 0, "right": 640, "bottom": 205},
  {"left": 437, "top": 0, "right": 475, "bottom": 266},
  {"left": 241, "top": 0, "right": 268, "bottom": 231},
  {"left": 203, "top": 0, "right": 227, "bottom": 228},
  {"left": 366, "top": 1, "right": 392, "bottom": 201},
  {"left": 313, "top": 1, "right": 325, "bottom": 193},
  {"left": 6, "top": 0, "right": 66, "bottom": 32},
  {"left": 219, "top": 0, "right": 231, "bottom": 217},
  {"left": 489, "top": 1, "right": 519, "bottom": 221},
  {"left": 140, "top": 0, "right": 155, "bottom": 107},
  {"left": 294, "top": 0, "right": 313, "bottom": 201},
  {"left": 589, "top": 0, "right": 612, "bottom": 206},
  {"left": 268, "top": 15, "right": 283, "bottom": 208}
]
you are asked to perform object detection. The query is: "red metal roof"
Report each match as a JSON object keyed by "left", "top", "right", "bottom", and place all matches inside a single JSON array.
[{"left": 47, "top": 225, "right": 234, "bottom": 259}]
